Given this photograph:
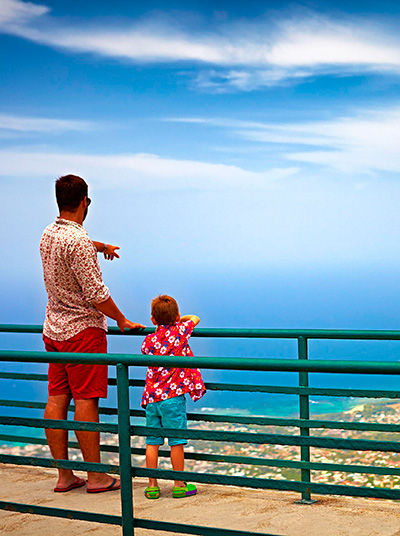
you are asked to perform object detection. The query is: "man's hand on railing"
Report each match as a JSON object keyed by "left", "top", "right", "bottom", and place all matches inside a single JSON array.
[
  {"left": 94, "top": 297, "right": 145, "bottom": 331},
  {"left": 117, "top": 317, "right": 145, "bottom": 332}
]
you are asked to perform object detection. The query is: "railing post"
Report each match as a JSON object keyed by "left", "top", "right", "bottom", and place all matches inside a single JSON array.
[
  {"left": 117, "top": 363, "right": 134, "bottom": 535},
  {"left": 296, "top": 336, "right": 316, "bottom": 504}
]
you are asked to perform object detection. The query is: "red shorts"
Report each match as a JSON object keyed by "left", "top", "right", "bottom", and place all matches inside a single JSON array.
[{"left": 44, "top": 327, "right": 108, "bottom": 400}]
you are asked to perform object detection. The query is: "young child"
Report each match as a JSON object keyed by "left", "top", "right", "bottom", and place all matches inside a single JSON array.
[{"left": 141, "top": 295, "right": 206, "bottom": 499}]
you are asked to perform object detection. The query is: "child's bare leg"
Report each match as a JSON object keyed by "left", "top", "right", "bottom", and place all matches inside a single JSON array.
[
  {"left": 171, "top": 444, "right": 185, "bottom": 487},
  {"left": 146, "top": 444, "right": 159, "bottom": 487}
]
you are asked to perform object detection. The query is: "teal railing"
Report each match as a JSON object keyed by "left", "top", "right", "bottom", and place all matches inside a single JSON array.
[{"left": 2, "top": 325, "right": 400, "bottom": 535}]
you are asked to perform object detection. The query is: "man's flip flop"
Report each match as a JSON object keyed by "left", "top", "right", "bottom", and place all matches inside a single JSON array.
[
  {"left": 87, "top": 478, "right": 121, "bottom": 493},
  {"left": 54, "top": 476, "right": 86, "bottom": 493}
]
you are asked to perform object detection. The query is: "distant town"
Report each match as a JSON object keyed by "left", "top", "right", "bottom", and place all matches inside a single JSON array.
[{"left": 2, "top": 400, "right": 400, "bottom": 490}]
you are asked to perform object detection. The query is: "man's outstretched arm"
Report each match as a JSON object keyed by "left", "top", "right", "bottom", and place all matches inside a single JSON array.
[{"left": 95, "top": 297, "right": 145, "bottom": 332}]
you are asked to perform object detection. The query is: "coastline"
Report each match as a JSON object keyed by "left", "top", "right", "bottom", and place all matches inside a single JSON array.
[{"left": 2, "top": 398, "right": 400, "bottom": 489}]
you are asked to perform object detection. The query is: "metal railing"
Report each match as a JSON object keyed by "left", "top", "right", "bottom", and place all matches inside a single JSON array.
[{"left": 1, "top": 325, "right": 400, "bottom": 535}]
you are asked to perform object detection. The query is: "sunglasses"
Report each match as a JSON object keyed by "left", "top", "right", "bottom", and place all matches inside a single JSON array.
[{"left": 87, "top": 197, "right": 91, "bottom": 206}]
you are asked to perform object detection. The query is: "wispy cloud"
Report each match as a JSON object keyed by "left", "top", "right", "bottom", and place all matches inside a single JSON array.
[
  {"left": 2, "top": 1, "right": 400, "bottom": 90},
  {"left": 0, "top": 0, "right": 48, "bottom": 26},
  {"left": 165, "top": 106, "right": 400, "bottom": 174},
  {"left": 0, "top": 149, "right": 298, "bottom": 189},
  {"left": 191, "top": 67, "right": 314, "bottom": 92},
  {"left": 0, "top": 113, "right": 91, "bottom": 132}
]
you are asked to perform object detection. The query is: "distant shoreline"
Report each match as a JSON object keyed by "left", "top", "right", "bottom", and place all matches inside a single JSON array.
[{"left": 0, "top": 397, "right": 395, "bottom": 448}]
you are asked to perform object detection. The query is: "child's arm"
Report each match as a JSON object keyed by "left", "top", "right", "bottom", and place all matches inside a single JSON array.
[
  {"left": 180, "top": 314, "right": 200, "bottom": 326},
  {"left": 92, "top": 241, "right": 120, "bottom": 261}
]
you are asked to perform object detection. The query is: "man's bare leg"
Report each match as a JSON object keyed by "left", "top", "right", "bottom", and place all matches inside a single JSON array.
[
  {"left": 74, "top": 397, "right": 120, "bottom": 490},
  {"left": 44, "top": 394, "right": 81, "bottom": 489}
]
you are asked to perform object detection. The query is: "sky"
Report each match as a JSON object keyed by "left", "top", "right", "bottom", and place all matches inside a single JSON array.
[{"left": 1, "top": 0, "right": 400, "bottom": 331}]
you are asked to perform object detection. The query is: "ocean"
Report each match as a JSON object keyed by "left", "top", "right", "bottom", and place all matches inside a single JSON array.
[{"left": 1, "top": 264, "right": 400, "bottom": 443}]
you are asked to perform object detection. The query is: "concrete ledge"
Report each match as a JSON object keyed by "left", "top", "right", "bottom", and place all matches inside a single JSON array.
[{"left": 1, "top": 464, "right": 400, "bottom": 535}]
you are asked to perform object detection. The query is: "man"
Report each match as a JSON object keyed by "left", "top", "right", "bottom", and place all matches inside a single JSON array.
[{"left": 40, "top": 174, "right": 144, "bottom": 493}]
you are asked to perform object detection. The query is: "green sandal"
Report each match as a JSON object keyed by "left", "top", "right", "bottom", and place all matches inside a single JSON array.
[
  {"left": 144, "top": 486, "right": 160, "bottom": 499},
  {"left": 172, "top": 482, "right": 197, "bottom": 498}
]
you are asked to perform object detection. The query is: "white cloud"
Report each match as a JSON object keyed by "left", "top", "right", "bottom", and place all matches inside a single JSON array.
[
  {"left": 192, "top": 67, "right": 314, "bottom": 92},
  {"left": 0, "top": 149, "right": 298, "bottom": 190},
  {"left": 266, "top": 16, "right": 400, "bottom": 67},
  {"left": 0, "top": 113, "right": 91, "bottom": 132},
  {"left": 0, "top": 0, "right": 47, "bottom": 26},
  {"left": 245, "top": 109, "right": 400, "bottom": 174},
  {"left": 165, "top": 106, "right": 400, "bottom": 174},
  {"left": 2, "top": 2, "right": 400, "bottom": 90}
]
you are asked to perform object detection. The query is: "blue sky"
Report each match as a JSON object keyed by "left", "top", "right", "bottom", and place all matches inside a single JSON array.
[{"left": 1, "top": 0, "right": 400, "bottom": 328}]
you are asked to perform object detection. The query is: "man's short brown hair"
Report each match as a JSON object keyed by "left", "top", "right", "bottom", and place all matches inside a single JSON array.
[
  {"left": 56, "top": 175, "right": 88, "bottom": 212},
  {"left": 151, "top": 295, "right": 179, "bottom": 326}
]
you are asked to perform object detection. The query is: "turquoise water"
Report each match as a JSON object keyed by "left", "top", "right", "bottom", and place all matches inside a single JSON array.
[{"left": 1, "top": 266, "right": 400, "bottom": 444}]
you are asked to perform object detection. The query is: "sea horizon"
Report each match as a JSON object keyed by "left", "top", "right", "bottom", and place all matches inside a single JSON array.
[{"left": 2, "top": 265, "right": 400, "bottom": 440}]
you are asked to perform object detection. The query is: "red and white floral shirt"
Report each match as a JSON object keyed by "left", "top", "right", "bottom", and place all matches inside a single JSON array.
[
  {"left": 40, "top": 218, "right": 110, "bottom": 341},
  {"left": 141, "top": 320, "right": 206, "bottom": 407}
]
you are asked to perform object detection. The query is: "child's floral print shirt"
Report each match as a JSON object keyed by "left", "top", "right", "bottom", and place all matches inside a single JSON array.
[{"left": 141, "top": 320, "right": 206, "bottom": 407}]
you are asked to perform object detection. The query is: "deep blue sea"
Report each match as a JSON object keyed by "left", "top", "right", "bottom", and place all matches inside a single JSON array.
[{"left": 2, "top": 265, "right": 400, "bottom": 443}]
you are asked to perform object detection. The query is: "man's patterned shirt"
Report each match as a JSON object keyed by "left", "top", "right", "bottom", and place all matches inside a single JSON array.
[{"left": 40, "top": 218, "right": 110, "bottom": 341}]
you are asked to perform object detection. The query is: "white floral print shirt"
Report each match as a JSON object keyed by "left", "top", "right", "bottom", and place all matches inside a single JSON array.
[{"left": 40, "top": 218, "right": 110, "bottom": 341}]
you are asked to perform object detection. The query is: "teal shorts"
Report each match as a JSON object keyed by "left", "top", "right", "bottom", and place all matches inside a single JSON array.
[{"left": 145, "top": 395, "right": 187, "bottom": 446}]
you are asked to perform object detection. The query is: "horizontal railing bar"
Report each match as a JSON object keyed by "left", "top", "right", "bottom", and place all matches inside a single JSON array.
[
  {"left": 133, "top": 451, "right": 400, "bottom": 476},
  {"left": 2, "top": 433, "right": 400, "bottom": 476},
  {"left": 197, "top": 383, "right": 400, "bottom": 398},
  {"left": 3, "top": 399, "right": 400, "bottom": 433},
  {"left": 0, "top": 399, "right": 47, "bottom": 409},
  {"left": 0, "top": 453, "right": 119, "bottom": 474},
  {"left": 0, "top": 500, "right": 122, "bottom": 525},
  {"left": 186, "top": 415, "right": 400, "bottom": 433},
  {"left": 4, "top": 371, "right": 400, "bottom": 400},
  {"left": 5, "top": 371, "right": 400, "bottom": 402},
  {"left": 3, "top": 323, "right": 400, "bottom": 340},
  {"left": 0, "top": 499, "right": 277, "bottom": 536},
  {"left": 0, "top": 416, "right": 118, "bottom": 433},
  {"left": 115, "top": 327, "right": 400, "bottom": 340},
  {"left": 135, "top": 467, "right": 310, "bottom": 489},
  {"left": 3, "top": 416, "right": 400, "bottom": 450},
  {"left": 0, "top": 325, "right": 45, "bottom": 334},
  {"left": 4, "top": 350, "right": 400, "bottom": 374},
  {"left": 299, "top": 460, "right": 400, "bottom": 476},
  {"left": 3, "top": 434, "right": 400, "bottom": 477},
  {"left": 113, "top": 377, "right": 306, "bottom": 393},
  {"left": 133, "top": 425, "right": 400, "bottom": 452},
  {"left": 137, "top": 468, "right": 400, "bottom": 499},
  {"left": 3, "top": 371, "right": 400, "bottom": 404},
  {"left": 0, "top": 434, "right": 49, "bottom": 446},
  {"left": 0, "top": 433, "right": 48, "bottom": 444},
  {"left": 0, "top": 399, "right": 142, "bottom": 419},
  {"left": 0, "top": 372, "right": 48, "bottom": 381},
  {"left": 134, "top": 517, "right": 279, "bottom": 536},
  {"left": 116, "top": 378, "right": 400, "bottom": 399}
]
